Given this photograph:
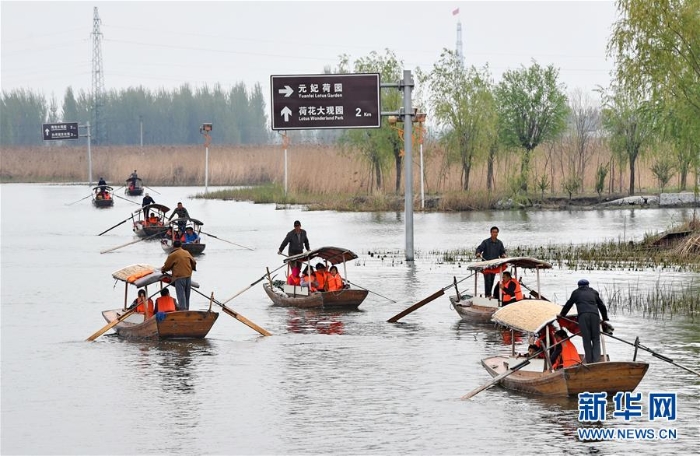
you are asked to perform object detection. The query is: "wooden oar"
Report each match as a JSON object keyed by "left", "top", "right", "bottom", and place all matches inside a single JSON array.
[
  {"left": 344, "top": 280, "right": 397, "bottom": 303},
  {"left": 65, "top": 194, "right": 93, "bottom": 206},
  {"left": 86, "top": 307, "right": 137, "bottom": 341},
  {"left": 97, "top": 215, "right": 133, "bottom": 236},
  {"left": 113, "top": 194, "right": 141, "bottom": 205},
  {"left": 461, "top": 331, "right": 578, "bottom": 400},
  {"left": 387, "top": 272, "right": 475, "bottom": 323},
  {"left": 557, "top": 315, "right": 700, "bottom": 377},
  {"left": 221, "top": 263, "right": 288, "bottom": 305},
  {"left": 143, "top": 185, "right": 161, "bottom": 195},
  {"left": 200, "top": 231, "right": 254, "bottom": 250},
  {"left": 191, "top": 288, "right": 271, "bottom": 336},
  {"left": 100, "top": 231, "right": 162, "bottom": 254},
  {"left": 519, "top": 280, "right": 549, "bottom": 301}
]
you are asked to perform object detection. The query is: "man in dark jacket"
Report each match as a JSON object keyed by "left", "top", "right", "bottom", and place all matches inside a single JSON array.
[
  {"left": 475, "top": 226, "right": 506, "bottom": 297},
  {"left": 168, "top": 202, "right": 190, "bottom": 232},
  {"left": 142, "top": 193, "right": 156, "bottom": 220},
  {"left": 559, "top": 279, "right": 611, "bottom": 364},
  {"left": 278, "top": 220, "right": 310, "bottom": 257}
]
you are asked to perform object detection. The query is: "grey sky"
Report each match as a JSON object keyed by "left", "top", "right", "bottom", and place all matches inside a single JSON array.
[{"left": 2, "top": 1, "right": 618, "bottom": 107}]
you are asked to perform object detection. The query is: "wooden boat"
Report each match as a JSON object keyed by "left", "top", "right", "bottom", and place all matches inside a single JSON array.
[
  {"left": 161, "top": 218, "right": 206, "bottom": 255},
  {"left": 132, "top": 203, "right": 170, "bottom": 238},
  {"left": 450, "top": 257, "right": 552, "bottom": 323},
  {"left": 125, "top": 177, "right": 144, "bottom": 196},
  {"left": 478, "top": 300, "right": 649, "bottom": 397},
  {"left": 263, "top": 246, "right": 368, "bottom": 310},
  {"left": 92, "top": 186, "right": 114, "bottom": 208},
  {"left": 100, "top": 264, "right": 218, "bottom": 340}
]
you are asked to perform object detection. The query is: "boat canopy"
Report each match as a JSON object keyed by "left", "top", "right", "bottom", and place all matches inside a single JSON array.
[
  {"left": 93, "top": 186, "right": 113, "bottom": 192},
  {"left": 135, "top": 203, "right": 170, "bottom": 215},
  {"left": 491, "top": 299, "right": 577, "bottom": 334},
  {"left": 111, "top": 264, "right": 199, "bottom": 288},
  {"left": 467, "top": 256, "right": 552, "bottom": 272},
  {"left": 285, "top": 246, "right": 358, "bottom": 265},
  {"left": 126, "top": 177, "right": 143, "bottom": 183},
  {"left": 167, "top": 217, "right": 203, "bottom": 227}
]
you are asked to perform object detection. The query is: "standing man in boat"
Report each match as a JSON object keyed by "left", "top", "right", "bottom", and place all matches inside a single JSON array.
[
  {"left": 475, "top": 226, "right": 506, "bottom": 298},
  {"left": 278, "top": 220, "right": 310, "bottom": 257},
  {"left": 161, "top": 240, "right": 197, "bottom": 311},
  {"left": 168, "top": 202, "right": 190, "bottom": 232},
  {"left": 98, "top": 176, "right": 107, "bottom": 193},
  {"left": 141, "top": 193, "right": 155, "bottom": 220},
  {"left": 559, "top": 279, "right": 611, "bottom": 364}
]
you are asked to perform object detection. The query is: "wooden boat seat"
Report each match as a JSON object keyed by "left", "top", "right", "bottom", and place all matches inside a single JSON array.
[
  {"left": 283, "top": 284, "right": 309, "bottom": 296},
  {"left": 505, "top": 357, "right": 546, "bottom": 373}
]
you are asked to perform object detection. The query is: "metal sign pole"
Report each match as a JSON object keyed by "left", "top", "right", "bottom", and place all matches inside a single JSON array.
[
  {"left": 86, "top": 122, "right": 93, "bottom": 186},
  {"left": 401, "top": 70, "right": 414, "bottom": 262}
]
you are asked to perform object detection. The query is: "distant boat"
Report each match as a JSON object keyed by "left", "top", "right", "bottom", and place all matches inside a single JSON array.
[
  {"left": 263, "top": 246, "right": 368, "bottom": 310},
  {"left": 92, "top": 186, "right": 114, "bottom": 208},
  {"left": 450, "top": 257, "right": 552, "bottom": 323},
  {"left": 99, "top": 263, "right": 218, "bottom": 340},
  {"left": 125, "top": 177, "right": 144, "bottom": 196},
  {"left": 132, "top": 203, "right": 170, "bottom": 238},
  {"left": 478, "top": 300, "right": 648, "bottom": 397}
]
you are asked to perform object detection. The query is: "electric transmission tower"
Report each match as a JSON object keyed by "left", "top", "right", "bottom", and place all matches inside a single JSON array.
[
  {"left": 91, "top": 7, "right": 106, "bottom": 144},
  {"left": 456, "top": 20, "right": 464, "bottom": 68}
]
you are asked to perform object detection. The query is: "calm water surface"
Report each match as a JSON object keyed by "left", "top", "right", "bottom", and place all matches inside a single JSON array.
[{"left": 1, "top": 184, "right": 698, "bottom": 454}]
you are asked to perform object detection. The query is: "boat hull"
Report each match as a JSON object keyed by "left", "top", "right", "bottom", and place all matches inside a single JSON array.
[
  {"left": 450, "top": 294, "right": 498, "bottom": 323},
  {"left": 92, "top": 199, "right": 114, "bottom": 208},
  {"left": 101, "top": 309, "right": 218, "bottom": 340},
  {"left": 481, "top": 356, "right": 649, "bottom": 397},
  {"left": 125, "top": 187, "right": 144, "bottom": 196},
  {"left": 161, "top": 239, "right": 206, "bottom": 255},
  {"left": 133, "top": 222, "right": 168, "bottom": 238},
  {"left": 263, "top": 283, "right": 368, "bottom": 310}
]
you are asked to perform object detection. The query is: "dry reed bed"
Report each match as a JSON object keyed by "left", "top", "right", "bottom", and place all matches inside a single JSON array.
[{"left": 0, "top": 142, "right": 670, "bottom": 195}]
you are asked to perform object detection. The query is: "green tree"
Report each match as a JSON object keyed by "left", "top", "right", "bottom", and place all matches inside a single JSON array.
[
  {"left": 494, "top": 61, "right": 569, "bottom": 192},
  {"left": 428, "top": 51, "right": 496, "bottom": 191},
  {"left": 651, "top": 155, "right": 676, "bottom": 192},
  {"left": 62, "top": 87, "right": 79, "bottom": 124},
  {"left": 600, "top": 84, "right": 656, "bottom": 195},
  {"left": 0, "top": 89, "right": 48, "bottom": 146}
]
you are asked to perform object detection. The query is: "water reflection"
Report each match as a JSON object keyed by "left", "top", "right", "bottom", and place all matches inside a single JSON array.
[{"left": 286, "top": 309, "right": 346, "bottom": 335}]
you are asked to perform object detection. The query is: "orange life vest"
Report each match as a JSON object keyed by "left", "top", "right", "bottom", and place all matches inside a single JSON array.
[
  {"left": 483, "top": 264, "right": 507, "bottom": 275},
  {"left": 135, "top": 298, "right": 154, "bottom": 318},
  {"left": 287, "top": 274, "right": 301, "bottom": 285},
  {"left": 327, "top": 274, "right": 343, "bottom": 291},
  {"left": 553, "top": 339, "right": 580, "bottom": 369},
  {"left": 301, "top": 274, "right": 317, "bottom": 292},
  {"left": 156, "top": 295, "right": 177, "bottom": 313},
  {"left": 315, "top": 271, "right": 328, "bottom": 291},
  {"left": 502, "top": 278, "right": 523, "bottom": 304}
]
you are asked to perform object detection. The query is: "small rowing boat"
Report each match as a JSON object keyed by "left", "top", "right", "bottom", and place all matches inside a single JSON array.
[
  {"left": 478, "top": 300, "right": 648, "bottom": 397},
  {"left": 92, "top": 186, "right": 114, "bottom": 208},
  {"left": 161, "top": 218, "right": 206, "bottom": 255},
  {"left": 450, "top": 257, "right": 552, "bottom": 323},
  {"left": 125, "top": 177, "right": 144, "bottom": 196},
  {"left": 132, "top": 203, "right": 170, "bottom": 238},
  {"left": 263, "top": 246, "right": 368, "bottom": 310},
  {"left": 99, "top": 264, "right": 218, "bottom": 340}
]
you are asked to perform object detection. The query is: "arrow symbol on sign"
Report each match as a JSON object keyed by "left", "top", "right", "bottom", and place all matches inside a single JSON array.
[
  {"left": 278, "top": 85, "right": 293, "bottom": 97},
  {"left": 45, "top": 128, "right": 50, "bottom": 136},
  {"left": 281, "top": 106, "right": 292, "bottom": 122}
]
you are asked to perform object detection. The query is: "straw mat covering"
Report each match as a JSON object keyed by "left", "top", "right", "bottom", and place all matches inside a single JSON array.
[
  {"left": 466, "top": 257, "right": 552, "bottom": 272},
  {"left": 285, "top": 246, "right": 358, "bottom": 265},
  {"left": 492, "top": 299, "right": 576, "bottom": 334},
  {"left": 112, "top": 264, "right": 158, "bottom": 282}
]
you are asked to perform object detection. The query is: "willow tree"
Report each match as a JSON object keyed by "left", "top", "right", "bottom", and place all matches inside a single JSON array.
[
  {"left": 601, "top": 84, "right": 656, "bottom": 195},
  {"left": 338, "top": 50, "right": 403, "bottom": 193},
  {"left": 494, "top": 61, "right": 568, "bottom": 192},
  {"left": 609, "top": 0, "right": 700, "bottom": 115},
  {"left": 428, "top": 50, "right": 496, "bottom": 191}
]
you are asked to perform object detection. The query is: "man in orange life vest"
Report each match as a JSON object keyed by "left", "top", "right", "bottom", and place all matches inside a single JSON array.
[
  {"left": 154, "top": 288, "right": 177, "bottom": 313},
  {"left": 498, "top": 271, "right": 523, "bottom": 305},
  {"left": 550, "top": 329, "right": 580, "bottom": 369}
]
